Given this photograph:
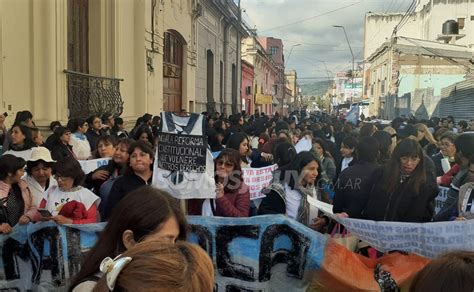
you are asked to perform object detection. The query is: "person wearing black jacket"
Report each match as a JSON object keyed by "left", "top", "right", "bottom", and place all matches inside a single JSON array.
[
  {"left": 362, "top": 139, "right": 438, "bottom": 223},
  {"left": 85, "top": 115, "right": 104, "bottom": 152},
  {"left": 49, "top": 127, "right": 76, "bottom": 161},
  {"left": 104, "top": 141, "right": 153, "bottom": 219},
  {"left": 84, "top": 139, "right": 132, "bottom": 219},
  {"left": 333, "top": 137, "right": 380, "bottom": 219}
]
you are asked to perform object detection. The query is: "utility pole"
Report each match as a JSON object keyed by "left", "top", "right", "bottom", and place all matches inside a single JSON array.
[{"left": 333, "top": 25, "right": 355, "bottom": 104}]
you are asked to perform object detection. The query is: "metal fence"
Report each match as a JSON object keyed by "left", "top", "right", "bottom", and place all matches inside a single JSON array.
[
  {"left": 439, "top": 79, "right": 474, "bottom": 121},
  {"left": 64, "top": 70, "right": 124, "bottom": 119}
]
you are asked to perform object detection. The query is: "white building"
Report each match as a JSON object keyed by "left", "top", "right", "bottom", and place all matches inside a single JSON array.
[{"left": 364, "top": 0, "right": 474, "bottom": 61}]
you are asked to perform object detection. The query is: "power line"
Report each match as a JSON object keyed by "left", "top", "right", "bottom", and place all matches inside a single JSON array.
[
  {"left": 392, "top": 0, "right": 417, "bottom": 37},
  {"left": 398, "top": 36, "right": 472, "bottom": 73},
  {"left": 259, "top": 1, "right": 362, "bottom": 33}
]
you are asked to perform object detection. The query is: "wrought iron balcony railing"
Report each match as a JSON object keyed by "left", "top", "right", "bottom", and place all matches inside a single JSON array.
[{"left": 64, "top": 70, "right": 124, "bottom": 119}]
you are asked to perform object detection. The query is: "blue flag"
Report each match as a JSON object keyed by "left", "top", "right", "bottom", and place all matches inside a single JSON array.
[{"left": 345, "top": 104, "right": 360, "bottom": 125}]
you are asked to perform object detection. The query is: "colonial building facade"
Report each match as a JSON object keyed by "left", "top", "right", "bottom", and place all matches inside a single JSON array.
[
  {"left": 195, "top": 0, "right": 247, "bottom": 116},
  {"left": 0, "top": 0, "right": 200, "bottom": 127}
]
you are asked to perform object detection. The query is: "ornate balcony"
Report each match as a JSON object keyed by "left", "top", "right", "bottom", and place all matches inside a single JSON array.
[{"left": 64, "top": 70, "right": 124, "bottom": 119}]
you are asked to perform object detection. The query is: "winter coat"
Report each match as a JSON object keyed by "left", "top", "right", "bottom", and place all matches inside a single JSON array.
[
  {"left": 333, "top": 162, "right": 379, "bottom": 219},
  {"left": 362, "top": 167, "right": 438, "bottom": 222}
]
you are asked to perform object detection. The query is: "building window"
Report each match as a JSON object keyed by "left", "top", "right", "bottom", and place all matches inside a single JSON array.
[
  {"left": 458, "top": 18, "right": 465, "bottom": 29},
  {"left": 270, "top": 46, "right": 278, "bottom": 55}
]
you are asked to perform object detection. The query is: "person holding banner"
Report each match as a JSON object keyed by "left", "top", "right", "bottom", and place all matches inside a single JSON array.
[
  {"left": 104, "top": 141, "right": 154, "bottom": 219},
  {"left": 362, "top": 139, "right": 438, "bottom": 222},
  {"left": 70, "top": 187, "right": 187, "bottom": 291},
  {"left": 258, "top": 151, "right": 322, "bottom": 227},
  {"left": 39, "top": 159, "right": 100, "bottom": 224},
  {"left": 333, "top": 137, "right": 379, "bottom": 219}
]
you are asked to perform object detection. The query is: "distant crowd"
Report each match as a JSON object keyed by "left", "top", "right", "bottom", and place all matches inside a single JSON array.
[{"left": 0, "top": 109, "right": 473, "bottom": 291}]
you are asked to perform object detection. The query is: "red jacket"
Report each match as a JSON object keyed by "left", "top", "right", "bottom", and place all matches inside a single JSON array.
[{"left": 188, "top": 182, "right": 250, "bottom": 217}]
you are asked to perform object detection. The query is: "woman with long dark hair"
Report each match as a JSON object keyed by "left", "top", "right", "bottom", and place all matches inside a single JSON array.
[
  {"left": 207, "top": 149, "right": 249, "bottom": 217},
  {"left": 312, "top": 138, "right": 337, "bottom": 181},
  {"left": 85, "top": 139, "right": 132, "bottom": 219},
  {"left": 258, "top": 151, "right": 322, "bottom": 226},
  {"left": 3, "top": 124, "right": 36, "bottom": 160},
  {"left": 49, "top": 126, "right": 77, "bottom": 161},
  {"left": 226, "top": 132, "right": 250, "bottom": 167},
  {"left": 69, "top": 186, "right": 188, "bottom": 291},
  {"left": 362, "top": 139, "right": 438, "bottom": 222},
  {"left": 0, "top": 155, "right": 39, "bottom": 233}
]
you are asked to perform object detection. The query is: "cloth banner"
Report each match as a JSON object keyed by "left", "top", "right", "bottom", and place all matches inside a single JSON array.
[
  {"left": 78, "top": 158, "right": 111, "bottom": 174},
  {"left": 0, "top": 216, "right": 432, "bottom": 291},
  {"left": 307, "top": 196, "right": 474, "bottom": 258},
  {"left": 242, "top": 164, "right": 278, "bottom": 200},
  {"left": 153, "top": 112, "right": 216, "bottom": 199}
]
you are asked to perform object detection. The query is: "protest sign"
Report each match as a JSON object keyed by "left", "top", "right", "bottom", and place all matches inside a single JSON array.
[
  {"left": 434, "top": 187, "right": 449, "bottom": 215},
  {"left": 0, "top": 216, "right": 430, "bottom": 291},
  {"left": 242, "top": 164, "right": 278, "bottom": 200},
  {"left": 156, "top": 133, "right": 208, "bottom": 173},
  {"left": 78, "top": 158, "right": 111, "bottom": 174}
]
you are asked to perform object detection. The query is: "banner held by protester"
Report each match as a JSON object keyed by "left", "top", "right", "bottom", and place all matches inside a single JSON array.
[
  {"left": 242, "top": 164, "right": 278, "bottom": 200},
  {"left": 0, "top": 216, "right": 430, "bottom": 291}
]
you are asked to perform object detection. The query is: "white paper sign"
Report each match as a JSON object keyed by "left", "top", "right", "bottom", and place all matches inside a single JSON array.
[
  {"left": 295, "top": 137, "right": 312, "bottom": 153},
  {"left": 435, "top": 187, "right": 449, "bottom": 215},
  {"left": 242, "top": 164, "right": 278, "bottom": 200}
]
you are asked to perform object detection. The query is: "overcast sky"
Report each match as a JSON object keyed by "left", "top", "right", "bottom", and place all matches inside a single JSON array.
[{"left": 241, "top": 0, "right": 414, "bottom": 83}]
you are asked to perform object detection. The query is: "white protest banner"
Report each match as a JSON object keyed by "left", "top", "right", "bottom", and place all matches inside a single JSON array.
[
  {"left": 434, "top": 187, "right": 449, "bottom": 215},
  {"left": 78, "top": 158, "right": 111, "bottom": 174},
  {"left": 308, "top": 199, "right": 474, "bottom": 258},
  {"left": 295, "top": 137, "right": 312, "bottom": 153},
  {"left": 242, "top": 164, "right": 278, "bottom": 200},
  {"left": 341, "top": 218, "right": 474, "bottom": 258}
]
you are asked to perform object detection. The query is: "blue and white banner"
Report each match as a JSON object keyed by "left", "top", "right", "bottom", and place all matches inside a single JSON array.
[{"left": 78, "top": 158, "right": 111, "bottom": 174}]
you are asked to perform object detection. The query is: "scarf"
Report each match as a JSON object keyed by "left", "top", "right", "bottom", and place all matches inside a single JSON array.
[
  {"left": 264, "top": 181, "right": 316, "bottom": 226},
  {"left": 72, "top": 132, "right": 87, "bottom": 141}
]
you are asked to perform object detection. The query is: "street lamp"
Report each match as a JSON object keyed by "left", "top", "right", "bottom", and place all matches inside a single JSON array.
[
  {"left": 333, "top": 25, "right": 355, "bottom": 104},
  {"left": 285, "top": 43, "right": 301, "bottom": 67}
]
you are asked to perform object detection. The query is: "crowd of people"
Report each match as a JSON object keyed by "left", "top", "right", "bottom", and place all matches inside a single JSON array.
[{"left": 0, "top": 109, "right": 473, "bottom": 290}]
